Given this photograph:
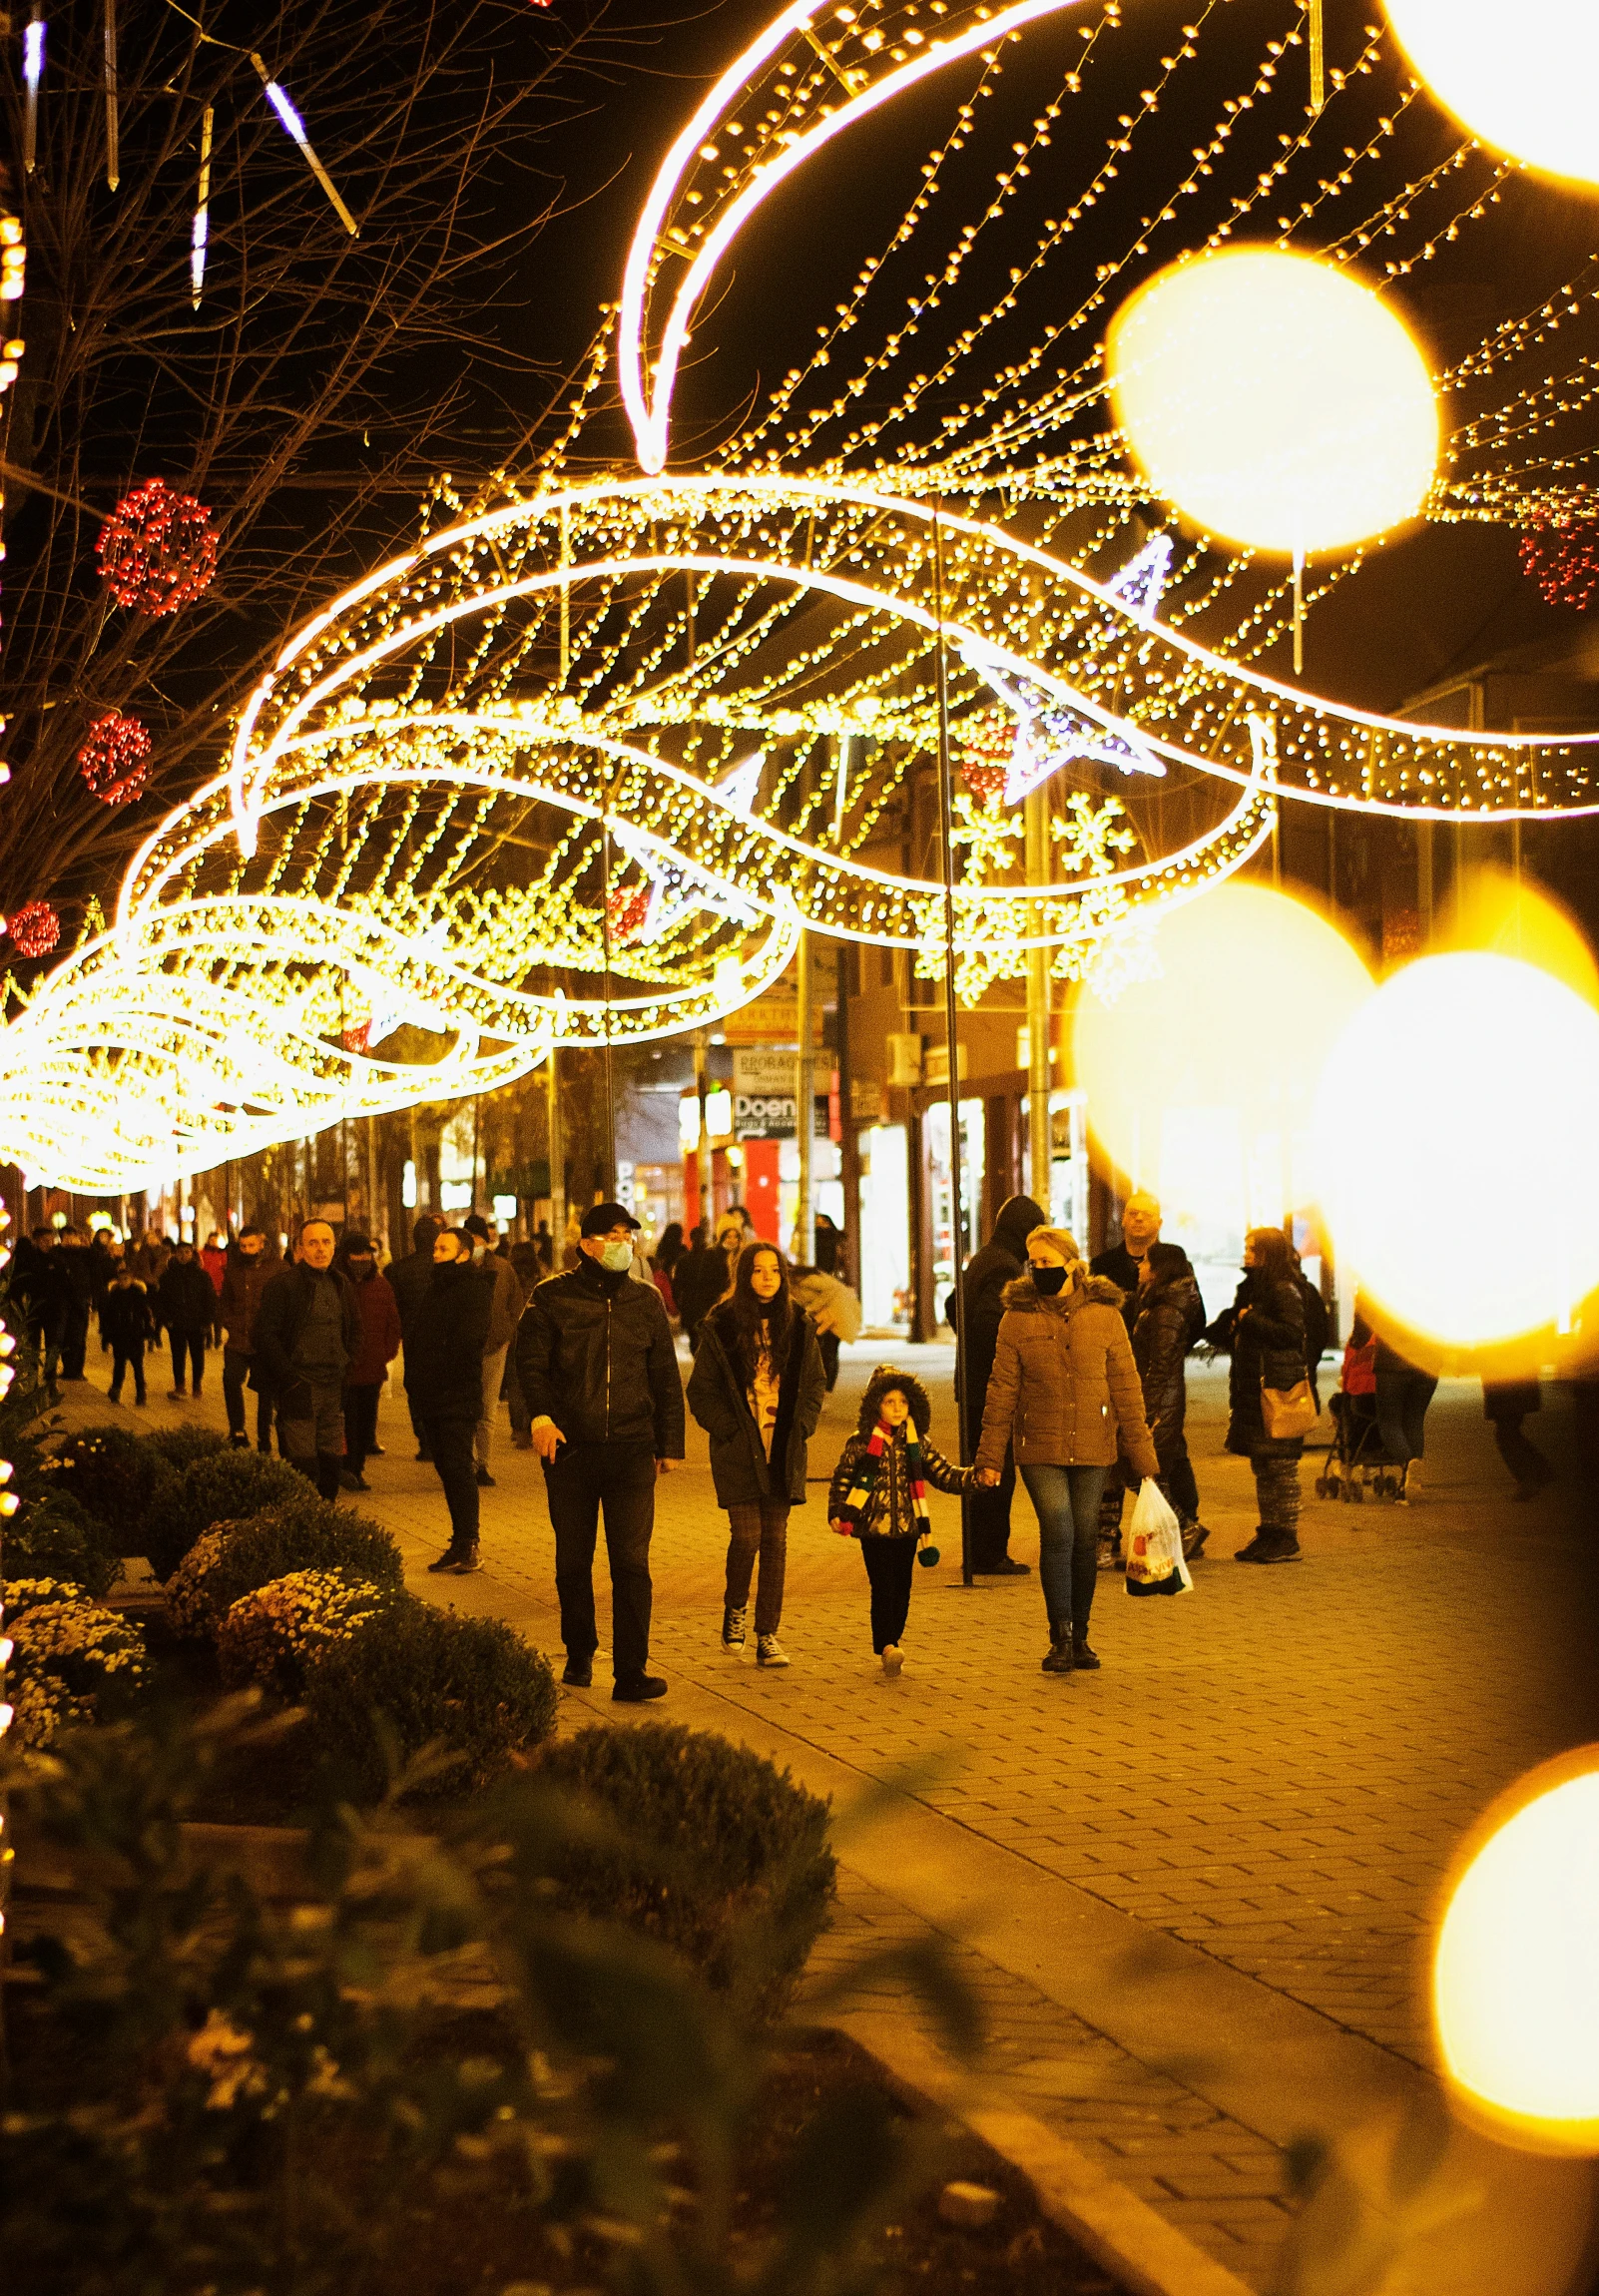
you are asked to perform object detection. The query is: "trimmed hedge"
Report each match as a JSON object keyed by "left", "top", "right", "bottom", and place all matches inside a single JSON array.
[
  {"left": 306, "top": 1601, "right": 557, "bottom": 1799},
  {"left": 538, "top": 1724, "right": 835, "bottom": 2017},
  {"left": 217, "top": 1568, "right": 391, "bottom": 1700},
  {"left": 51, "top": 1427, "right": 181, "bottom": 1556},
  {"left": 143, "top": 1446, "right": 307, "bottom": 1581},
  {"left": 165, "top": 1493, "right": 403, "bottom": 1640},
  {"left": 143, "top": 1425, "right": 229, "bottom": 1473}
]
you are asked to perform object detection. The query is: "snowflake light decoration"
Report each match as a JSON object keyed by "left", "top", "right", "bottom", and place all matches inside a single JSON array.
[
  {"left": 97, "top": 478, "right": 219, "bottom": 616},
  {"left": 76, "top": 711, "right": 153, "bottom": 806}
]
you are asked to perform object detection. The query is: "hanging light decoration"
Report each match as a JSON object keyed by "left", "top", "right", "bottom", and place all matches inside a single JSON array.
[
  {"left": 6, "top": 901, "right": 60, "bottom": 958},
  {"left": 76, "top": 710, "right": 153, "bottom": 805},
  {"left": 1519, "top": 515, "right": 1599, "bottom": 612},
  {"left": 96, "top": 477, "right": 218, "bottom": 614}
]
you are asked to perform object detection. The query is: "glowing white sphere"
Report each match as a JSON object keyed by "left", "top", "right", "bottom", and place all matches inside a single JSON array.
[
  {"left": 1106, "top": 250, "right": 1438, "bottom": 556},
  {"left": 1314, "top": 951, "right": 1599, "bottom": 1348},
  {"left": 1435, "top": 1761, "right": 1599, "bottom": 2151},
  {"left": 1387, "top": 0, "right": 1599, "bottom": 188}
]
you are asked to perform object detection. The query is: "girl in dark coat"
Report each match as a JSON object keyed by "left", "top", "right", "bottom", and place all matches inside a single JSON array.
[
  {"left": 827, "top": 1366, "right": 971, "bottom": 1679},
  {"left": 1131, "top": 1242, "right": 1208, "bottom": 1555},
  {"left": 688, "top": 1242, "right": 825, "bottom": 1667},
  {"left": 1205, "top": 1228, "right": 1310, "bottom": 1563}
]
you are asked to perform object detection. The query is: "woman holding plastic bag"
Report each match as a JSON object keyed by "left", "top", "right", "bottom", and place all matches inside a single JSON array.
[{"left": 974, "top": 1228, "right": 1160, "bottom": 1676}]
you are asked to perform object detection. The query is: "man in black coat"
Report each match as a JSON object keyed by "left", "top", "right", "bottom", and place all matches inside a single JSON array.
[
  {"left": 57, "top": 1227, "right": 97, "bottom": 1382},
  {"left": 387, "top": 1214, "right": 443, "bottom": 1459},
  {"left": 1091, "top": 1190, "right": 1164, "bottom": 1329},
  {"left": 405, "top": 1228, "right": 494, "bottom": 1571},
  {"left": 253, "top": 1221, "right": 361, "bottom": 1500},
  {"left": 516, "top": 1200, "right": 686, "bottom": 1702},
  {"left": 957, "top": 1193, "right": 1043, "bottom": 1573},
  {"left": 14, "top": 1227, "right": 73, "bottom": 1402}
]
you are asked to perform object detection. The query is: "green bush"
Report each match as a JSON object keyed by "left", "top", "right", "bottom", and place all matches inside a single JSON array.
[
  {"left": 4, "top": 1489, "right": 123, "bottom": 1599},
  {"left": 217, "top": 1568, "right": 391, "bottom": 1699},
  {"left": 51, "top": 1426, "right": 180, "bottom": 1555},
  {"left": 142, "top": 1444, "right": 306, "bottom": 1580},
  {"left": 165, "top": 1493, "right": 403, "bottom": 1639},
  {"left": 4, "top": 1575, "right": 149, "bottom": 1747},
  {"left": 143, "top": 1424, "right": 229, "bottom": 1473},
  {"left": 538, "top": 1724, "right": 836, "bottom": 2018},
  {"left": 306, "top": 1600, "right": 557, "bottom": 1799}
]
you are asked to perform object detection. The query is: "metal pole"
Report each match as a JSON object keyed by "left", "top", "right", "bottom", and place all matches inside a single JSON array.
[
  {"left": 547, "top": 1044, "right": 566, "bottom": 1265},
  {"left": 931, "top": 498, "right": 974, "bottom": 1587},
  {"left": 694, "top": 1028, "right": 712, "bottom": 1235},
  {"left": 1025, "top": 787, "right": 1053, "bottom": 1218},
  {"left": 599, "top": 816, "right": 617, "bottom": 1197},
  {"left": 796, "top": 931, "right": 814, "bottom": 1264}
]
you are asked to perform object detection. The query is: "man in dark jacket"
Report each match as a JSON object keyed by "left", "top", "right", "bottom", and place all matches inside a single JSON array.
[
  {"left": 14, "top": 1227, "right": 73, "bottom": 1402},
  {"left": 388, "top": 1214, "right": 444, "bottom": 1460},
  {"left": 405, "top": 1229, "right": 493, "bottom": 1570},
  {"left": 957, "top": 1193, "right": 1043, "bottom": 1574},
  {"left": 219, "top": 1228, "right": 278, "bottom": 1451},
  {"left": 159, "top": 1239, "right": 218, "bottom": 1400},
  {"left": 516, "top": 1201, "right": 686, "bottom": 1702},
  {"left": 1091, "top": 1190, "right": 1163, "bottom": 1328},
  {"left": 253, "top": 1221, "right": 361, "bottom": 1500},
  {"left": 57, "top": 1227, "right": 97, "bottom": 1382}
]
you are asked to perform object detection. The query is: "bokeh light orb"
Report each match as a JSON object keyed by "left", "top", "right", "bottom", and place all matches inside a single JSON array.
[
  {"left": 1106, "top": 250, "right": 1439, "bottom": 555},
  {"left": 1435, "top": 1754, "right": 1599, "bottom": 2154},
  {"left": 1074, "top": 881, "right": 1371, "bottom": 1180},
  {"left": 1441, "top": 862, "right": 1599, "bottom": 1010},
  {"left": 1314, "top": 952, "right": 1599, "bottom": 1349},
  {"left": 1387, "top": 0, "right": 1599, "bottom": 190}
]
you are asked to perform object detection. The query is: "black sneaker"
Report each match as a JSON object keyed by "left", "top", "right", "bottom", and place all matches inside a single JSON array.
[
  {"left": 1234, "top": 1532, "right": 1267, "bottom": 1561},
  {"left": 475, "top": 1466, "right": 495, "bottom": 1488},
  {"left": 981, "top": 1555, "right": 1031, "bottom": 1577},
  {"left": 229, "top": 1432, "right": 251, "bottom": 1449},
  {"left": 426, "top": 1548, "right": 470, "bottom": 1573},
  {"left": 613, "top": 1674, "right": 668, "bottom": 1703},
  {"left": 562, "top": 1656, "right": 593, "bottom": 1688},
  {"left": 415, "top": 1448, "right": 433, "bottom": 1463},
  {"left": 453, "top": 1546, "right": 483, "bottom": 1574},
  {"left": 369, "top": 1442, "right": 385, "bottom": 1456}
]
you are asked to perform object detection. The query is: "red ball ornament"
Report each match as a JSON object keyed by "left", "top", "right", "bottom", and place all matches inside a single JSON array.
[
  {"left": 97, "top": 477, "right": 218, "bottom": 615},
  {"left": 7, "top": 900, "right": 60, "bottom": 958},
  {"left": 606, "top": 882, "right": 651, "bottom": 942},
  {"left": 1519, "top": 515, "right": 1599, "bottom": 613},
  {"left": 958, "top": 708, "right": 1013, "bottom": 804},
  {"left": 76, "top": 711, "right": 153, "bottom": 805}
]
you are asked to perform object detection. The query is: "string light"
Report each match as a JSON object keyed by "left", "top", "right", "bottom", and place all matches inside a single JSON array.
[
  {"left": 97, "top": 478, "right": 219, "bottom": 615},
  {"left": 7, "top": 902, "right": 60, "bottom": 958},
  {"left": 77, "top": 711, "right": 153, "bottom": 805}
]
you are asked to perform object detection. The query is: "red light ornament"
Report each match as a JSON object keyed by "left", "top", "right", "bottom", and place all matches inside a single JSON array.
[
  {"left": 606, "top": 882, "right": 652, "bottom": 942},
  {"left": 958, "top": 709, "right": 1012, "bottom": 805},
  {"left": 6, "top": 900, "right": 60, "bottom": 957},
  {"left": 77, "top": 711, "right": 152, "bottom": 805},
  {"left": 97, "top": 478, "right": 218, "bottom": 615},
  {"left": 1519, "top": 516, "right": 1599, "bottom": 613}
]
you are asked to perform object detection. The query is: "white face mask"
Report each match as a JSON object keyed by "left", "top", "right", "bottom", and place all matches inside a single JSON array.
[{"left": 599, "top": 1239, "right": 634, "bottom": 1272}]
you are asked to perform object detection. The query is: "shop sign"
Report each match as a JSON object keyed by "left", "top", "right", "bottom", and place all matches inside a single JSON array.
[{"left": 734, "top": 1047, "right": 797, "bottom": 1139}]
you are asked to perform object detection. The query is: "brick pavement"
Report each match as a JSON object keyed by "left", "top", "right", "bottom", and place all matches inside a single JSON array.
[{"left": 62, "top": 1335, "right": 1599, "bottom": 2292}]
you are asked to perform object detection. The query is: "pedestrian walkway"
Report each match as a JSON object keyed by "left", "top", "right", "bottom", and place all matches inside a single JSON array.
[{"left": 59, "top": 1338, "right": 1599, "bottom": 2294}]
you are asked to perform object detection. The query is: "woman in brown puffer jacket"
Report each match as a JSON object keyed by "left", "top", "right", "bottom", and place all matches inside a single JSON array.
[{"left": 975, "top": 1226, "right": 1159, "bottom": 1677}]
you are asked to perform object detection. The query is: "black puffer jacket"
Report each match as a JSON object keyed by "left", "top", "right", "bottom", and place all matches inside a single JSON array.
[
  {"left": 388, "top": 1220, "right": 445, "bottom": 1339},
  {"left": 957, "top": 1194, "right": 1045, "bottom": 1425},
  {"left": 157, "top": 1256, "right": 217, "bottom": 1336},
  {"left": 688, "top": 1300, "right": 826, "bottom": 1506},
  {"left": 826, "top": 1367, "right": 969, "bottom": 1539},
  {"left": 1208, "top": 1273, "right": 1309, "bottom": 1456},
  {"left": 404, "top": 1259, "right": 494, "bottom": 1420},
  {"left": 1131, "top": 1265, "right": 1205, "bottom": 1464},
  {"left": 673, "top": 1239, "right": 739, "bottom": 1340},
  {"left": 515, "top": 1255, "right": 686, "bottom": 1455}
]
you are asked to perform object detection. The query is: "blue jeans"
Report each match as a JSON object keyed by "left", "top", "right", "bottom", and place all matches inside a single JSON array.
[{"left": 1019, "top": 1462, "right": 1108, "bottom": 1637}]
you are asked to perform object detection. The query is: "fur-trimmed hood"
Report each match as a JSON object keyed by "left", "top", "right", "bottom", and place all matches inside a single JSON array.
[
  {"left": 999, "top": 1272, "right": 1126, "bottom": 1314},
  {"left": 855, "top": 1364, "right": 934, "bottom": 1437}
]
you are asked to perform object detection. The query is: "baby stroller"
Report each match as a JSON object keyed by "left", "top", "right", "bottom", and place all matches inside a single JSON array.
[{"left": 1316, "top": 1333, "right": 1407, "bottom": 1503}]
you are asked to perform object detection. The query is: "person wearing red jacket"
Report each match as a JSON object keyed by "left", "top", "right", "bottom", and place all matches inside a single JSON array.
[{"left": 335, "top": 1233, "right": 401, "bottom": 1490}]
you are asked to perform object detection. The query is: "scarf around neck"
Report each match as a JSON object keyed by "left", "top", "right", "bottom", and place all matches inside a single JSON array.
[{"left": 842, "top": 1421, "right": 930, "bottom": 1531}]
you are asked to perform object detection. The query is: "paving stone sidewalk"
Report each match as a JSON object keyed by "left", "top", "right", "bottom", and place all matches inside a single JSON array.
[{"left": 58, "top": 1334, "right": 1599, "bottom": 2291}]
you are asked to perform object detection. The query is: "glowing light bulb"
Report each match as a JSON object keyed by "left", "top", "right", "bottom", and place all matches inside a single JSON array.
[
  {"left": 1314, "top": 952, "right": 1599, "bottom": 1353},
  {"left": 1386, "top": 0, "right": 1599, "bottom": 188},
  {"left": 1435, "top": 1754, "right": 1599, "bottom": 2152},
  {"left": 1106, "top": 250, "right": 1439, "bottom": 555}
]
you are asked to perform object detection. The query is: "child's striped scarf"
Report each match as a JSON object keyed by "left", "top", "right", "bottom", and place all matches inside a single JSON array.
[{"left": 841, "top": 1423, "right": 930, "bottom": 1534}]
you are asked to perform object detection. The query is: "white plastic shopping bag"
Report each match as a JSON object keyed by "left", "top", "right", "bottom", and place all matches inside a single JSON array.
[{"left": 1124, "top": 1478, "right": 1193, "bottom": 1597}]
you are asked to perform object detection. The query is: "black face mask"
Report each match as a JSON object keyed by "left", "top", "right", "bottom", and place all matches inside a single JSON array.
[{"left": 1031, "top": 1264, "right": 1068, "bottom": 1296}]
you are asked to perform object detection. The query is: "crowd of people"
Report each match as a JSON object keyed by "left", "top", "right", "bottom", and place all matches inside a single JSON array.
[{"left": 10, "top": 1181, "right": 1568, "bottom": 1699}]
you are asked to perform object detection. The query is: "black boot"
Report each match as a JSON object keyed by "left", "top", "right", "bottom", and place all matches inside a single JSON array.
[
  {"left": 1234, "top": 1527, "right": 1268, "bottom": 1560},
  {"left": 1041, "top": 1626, "right": 1074, "bottom": 1674},
  {"left": 1072, "top": 1633, "right": 1101, "bottom": 1670},
  {"left": 314, "top": 1452, "right": 343, "bottom": 1503}
]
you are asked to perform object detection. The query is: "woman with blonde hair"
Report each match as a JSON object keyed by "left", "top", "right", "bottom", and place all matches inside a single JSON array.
[{"left": 975, "top": 1226, "right": 1159, "bottom": 1675}]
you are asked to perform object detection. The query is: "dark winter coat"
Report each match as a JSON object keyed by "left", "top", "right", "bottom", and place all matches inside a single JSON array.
[
  {"left": 976, "top": 1275, "right": 1160, "bottom": 1478},
  {"left": 343, "top": 1266, "right": 403, "bottom": 1388},
  {"left": 515, "top": 1256, "right": 686, "bottom": 1455},
  {"left": 826, "top": 1368, "right": 969, "bottom": 1538},
  {"left": 13, "top": 1240, "right": 72, "bottom": 1339},
  {"left": 404, "top": 1260, "right": 493, "bottom": 1421},
  {"left": 253, "top": 1264, "right": 362, "bottom": 1402},
  {"left": 219, "top": 1246, "right": 278, "bottom": 1356},
  {"left": 673, "top": 1239, "right": 739, "bottom": 1339},
  {"left": 1208, "top": 1272, "right": 1309, "bottom": 1457},
  {"left": 101, "top": 1281, "right": 158, "bottom": 1353},
  {"left": 958, "top": 1194, "right": 1045, "bottom": 1424},
  {"left": 688, "top": 1300, "right": 826, "bottom": 1506},
  {"left": 388, "top": 1222, "right": 445, "bottom": 1338},
  {"left": 1090, "top": 1242, "right": 1154, "bottom": 1332},
  {"left": 59, "top": 1241, "right": 98, "bottom": 1313},
  {"left": 158, "top": 1257, "right": 217, "bottom": 1336},
  {"left": 1131, "top": 1267, "right": 1205, "bottom": 1464}
]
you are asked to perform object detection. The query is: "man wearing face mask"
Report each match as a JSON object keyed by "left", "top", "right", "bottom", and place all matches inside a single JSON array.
[{"left": 515, "top": 1201, "right": 686, "bottom": 1702}]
